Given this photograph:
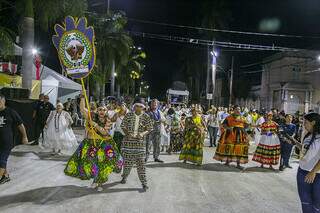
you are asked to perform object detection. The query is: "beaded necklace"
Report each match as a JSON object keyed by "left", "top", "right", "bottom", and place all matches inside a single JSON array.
[{"left": 54, "top": 111, "right": 62, "bottom": 132}]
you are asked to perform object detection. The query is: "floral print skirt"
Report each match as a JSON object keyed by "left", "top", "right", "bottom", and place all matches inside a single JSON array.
[{"left": 64, "top": 138, "right": 123, "bottom": 184}]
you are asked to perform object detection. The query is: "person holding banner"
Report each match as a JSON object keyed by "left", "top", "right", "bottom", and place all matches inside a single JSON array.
[{"left": 64, "top": 92, "right": 123, "bottom": 192}]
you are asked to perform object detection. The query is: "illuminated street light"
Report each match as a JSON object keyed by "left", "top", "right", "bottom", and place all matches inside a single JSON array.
[
  {"left": 114, "top": 72, "right": 117, "bottom": 77},
  {"left": 32, "top": 48, "right": 38, "bottom": 55},
  {"left": 317, "top": 55, "right": 320, "bottom": 61},
  {"left": 210, "top": 50, "right": 218, "bottom": 57}
]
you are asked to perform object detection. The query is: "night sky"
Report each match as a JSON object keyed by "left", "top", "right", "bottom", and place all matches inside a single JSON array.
[{"left": 26, "top": 0, "right": 320, "bottom": 98}]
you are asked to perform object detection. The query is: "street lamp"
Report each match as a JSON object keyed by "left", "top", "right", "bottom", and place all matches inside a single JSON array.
[
  {"left": 32, "top": 48, "right": 38, "bottom": 55},
  {"left": 317, "top": 55, "right": 320, "bottom": 61}
]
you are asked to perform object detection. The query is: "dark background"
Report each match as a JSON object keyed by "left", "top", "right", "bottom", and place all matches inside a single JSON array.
[{"left": 5, "top": 0, "right": 320, "bottom": 99}]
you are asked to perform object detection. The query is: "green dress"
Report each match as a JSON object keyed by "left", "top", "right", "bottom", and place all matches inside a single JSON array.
[
  {"left": 64, "top": 117, "right": 123, "bottom": 184},
  {"left": 179, "top": 116, "right": 205, "bottom": 165}
]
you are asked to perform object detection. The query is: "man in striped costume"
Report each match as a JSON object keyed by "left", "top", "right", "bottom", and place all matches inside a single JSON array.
[{"left": 120, "top": 97, "right": 153, "bottom": 191}]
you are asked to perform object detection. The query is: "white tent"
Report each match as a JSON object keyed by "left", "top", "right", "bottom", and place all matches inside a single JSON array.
[
  {"left": 40, "top": 65, "right": 82, "bottom": 103},
  {"left": 41, "top": 76, "right": 59, "bottom": 105},
  {"left": 8, "top": 44, "right": 81, "bottom": 103}
]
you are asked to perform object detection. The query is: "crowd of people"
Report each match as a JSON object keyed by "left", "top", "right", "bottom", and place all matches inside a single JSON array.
[{"left": 0, "top": 91, "right": 319, "bottom": 212}]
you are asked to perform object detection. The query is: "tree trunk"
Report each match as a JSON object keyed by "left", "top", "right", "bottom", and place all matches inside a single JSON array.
[
  {"left": 195, "top": 76, "right": 200, "bottom": 101},
  {"left": 110, "top": 60, "right": 115, "bottom": 96},
  {"left": 21, "top": 15, "right": 34, "bottom": 91},
  {"left": 95, "top": 81, "right": 101, "bottom": 100},
  {"left": 117, "top": 84, "right": 120, "bottom": 98}
]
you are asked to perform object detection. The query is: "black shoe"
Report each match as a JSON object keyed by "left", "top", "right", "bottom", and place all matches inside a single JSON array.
[
  {"left": 142, "top": 185, "right": 149, "bottom": 191},
  {"left": 0, "top": 175, "right": 10, "bottom": 184},
  {"left": 286, "top": 165, "right": 293, "bottom": 169},
  {"left": 279, "top": 166, "right": 284, "bottom": 171},
  {"left": 154, "top": 159, "right": 164, "bottom": 163},
  {"left": 120, "top": 178, "right": 126, "bottom": 184}
]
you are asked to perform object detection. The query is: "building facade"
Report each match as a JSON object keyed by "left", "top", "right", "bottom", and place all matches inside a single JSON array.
[{"left": 260, "top": 51, "right": 320, "bottom": 114}]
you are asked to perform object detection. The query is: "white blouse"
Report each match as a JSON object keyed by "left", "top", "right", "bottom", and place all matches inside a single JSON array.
[{"left": 299, "top": 134, "right": 320, "bottom": 173}]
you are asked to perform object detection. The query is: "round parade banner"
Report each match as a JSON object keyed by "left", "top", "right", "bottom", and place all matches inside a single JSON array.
[{"left": 52, "top": 16, "right": 96, "bottom": 79}]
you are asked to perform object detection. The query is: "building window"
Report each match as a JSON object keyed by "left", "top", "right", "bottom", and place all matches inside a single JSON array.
[{"left": 292, "top": 66, "right": 301, "bottom": 80}]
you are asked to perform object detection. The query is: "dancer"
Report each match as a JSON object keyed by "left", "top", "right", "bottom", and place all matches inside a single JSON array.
[
  {"left": 113, "top": 102, "right": 128, "bottom": 151},
  {"left": 278, "top": 114, "right": 296, "bottom": 171},
  {"left": 252, "top": 112, "right": 281, "bottom": 170},
  {"left": 213, "top": 106, "right": 250, "bottom": 169},
  {"left": 146, "top": 99, "right": 165, "bottom": 163},
  {"left": 120, "top": 98, "right": 153, "bottom": 191},
  {"left": 0, "top": 94, "right": 28, "bottom": 184},
  {"left": 167, "top": 108, "right": 183, "bottom": 154},
  {"left": 296, "top": 113, "right": 320, "bottom": 213},
  {"left": 179, "top": 106, "right": 206, "bottom": 166},
  {"left": 64, "top": 93, "right": 123, "bottom": 192},
  {"left": 44, "top": 103, "right": 78, "bottom": 155}
]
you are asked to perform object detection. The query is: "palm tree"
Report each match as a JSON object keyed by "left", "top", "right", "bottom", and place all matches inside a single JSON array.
[
  {"left": 90, "top": 11, "right": 133, "bottom": 99},
  {"left": 0, "top": 1, "right": 16, "bottom": 56},
  {"left": 0, "top": 26, "right": 15, "bottom": 56},
  {"left": 15, "top": 0, "right": 87, "bottom": 91},
  {"left": 178, "top": 0, "right": 232, "bottom": 102},
  {"left": 119, "top": 48, "right": 146, "bottom": 96}
]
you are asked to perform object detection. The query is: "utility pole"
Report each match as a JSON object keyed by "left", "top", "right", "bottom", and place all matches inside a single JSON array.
[
  {"left": 107, "top": 0, "right": 110, "bottom": 14},
  {"left": 229, "top": 56, "right": 234, "bottom": 107},
  {"left": 107, "top": 0, "right": 115, "bottom": 96},
  {"left": 206, "top": 46, "right": 210, "bottom": 109}
]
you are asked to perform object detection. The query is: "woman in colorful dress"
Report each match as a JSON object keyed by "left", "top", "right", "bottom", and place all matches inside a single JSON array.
[
  {"left": 64, "top": 93, "right": 123, "bottom": 192},
  {"left": 167, "top": 108, "right": 183, "bottom": 154},
  {"left": 213, "top": 106, "right": 250, "bottom": 169},
  {"left": 252, "top": 112, "right": 281, "bottom": 170},
  {"left": 44, "top": 103, "right": 78, "bottom": 155},
  {"left": 179, "top": 107, "right": 206, "bottom": 165}
]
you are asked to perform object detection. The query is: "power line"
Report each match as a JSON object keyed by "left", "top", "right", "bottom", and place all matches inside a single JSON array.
[
  {"left": 129, "top": 31, "right": 304, "bottom": 51},
  {"left": 128, "top": 18, "right": 320, "bottom": 39}
]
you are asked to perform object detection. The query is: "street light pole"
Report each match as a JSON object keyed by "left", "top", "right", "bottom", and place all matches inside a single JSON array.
[
  {"left": 107, "top": 0, "right": 116, "bottom": 97},
  {"left": 107, "top": 0, "right": 110, "bottom": 14},
  {"left": 229, "top": 56, "right": 234, "bottom": 107},
  {"left": 206, "top": 46, "right": 210, "bottom": 109},
  {"left": 211, "top": 49, "right": 217, "bottom": 107}
]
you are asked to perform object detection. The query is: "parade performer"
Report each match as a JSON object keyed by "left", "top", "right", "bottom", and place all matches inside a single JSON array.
[
  {"left": 120, "top": 98, "right": 153, "bottom": 191},
  {"left": 44, "top": 103, "right": 78, "bottom": 155},
  {"left": 179, "top": 106, "right": 206, "bottom": 165},
  {"left": 278, "top": 114, "right": 296, "bottom": 171},
  {"left": 213, "top": 106, "right": 250, "bottom": 169},
  {"left": 252, "top": 112, "right": 281, "bottom": 170},
  {"left": 64, "top": 94, "right": 123, "bottom": 191},
  {"left": 254, "top": 112, "right": 265, "bottom": 145},
  {"left": 146, "top": 99, "right": 165, "bottom": 163},
  {"left": 167, "top": 108, "right": 183, "bottom": 154},
  {"left": 53, "top": 16, "right": 123, "bottom": 192},
  {"left": 112, "top": 102, "right": 128, "bottom": 152}
]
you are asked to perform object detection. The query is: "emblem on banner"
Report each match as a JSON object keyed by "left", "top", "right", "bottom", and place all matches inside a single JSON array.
[{"left": 52, "top": 16, "right": 95, "bottom": 79}]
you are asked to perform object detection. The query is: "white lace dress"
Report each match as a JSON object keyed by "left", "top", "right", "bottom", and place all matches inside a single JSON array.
[{"left": 44, "top": 110, "right": 78, "bottom": 153}]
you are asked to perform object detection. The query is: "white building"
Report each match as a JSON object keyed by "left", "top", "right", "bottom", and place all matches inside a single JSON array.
[{"left": 260, "top": 51, "right": 320, "bottom": 114}]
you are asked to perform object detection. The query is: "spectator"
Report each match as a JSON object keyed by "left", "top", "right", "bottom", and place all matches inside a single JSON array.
[
  {"left": 296, "top": 112, "right": 320, "bottom": 213},
  {"left": 0, "top": 94, "right": 28, "bottom": 184},
  {"left": 33, "top": 95, "right": 55, "bottom": 145}
]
